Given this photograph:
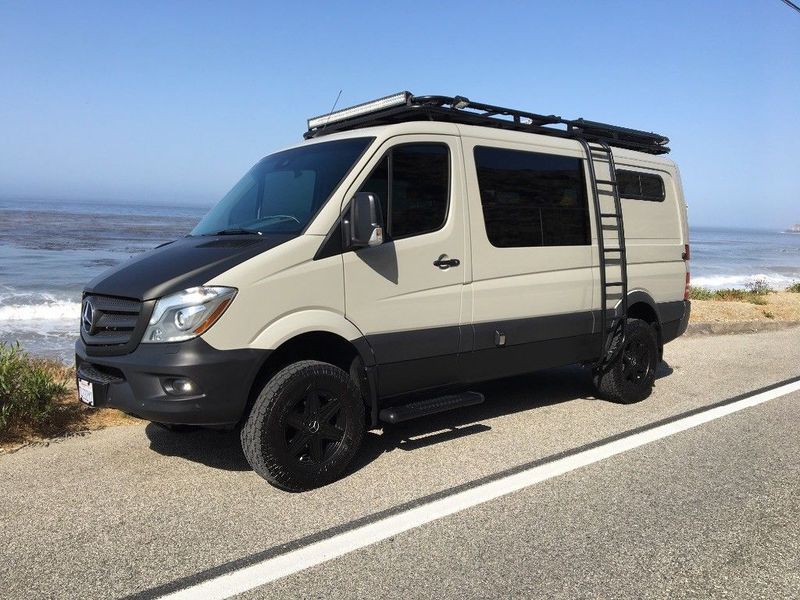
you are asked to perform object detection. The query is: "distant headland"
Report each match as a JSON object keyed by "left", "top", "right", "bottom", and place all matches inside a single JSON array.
[{"left": 785, "top": 224, "right": 800, "bottom": 233}]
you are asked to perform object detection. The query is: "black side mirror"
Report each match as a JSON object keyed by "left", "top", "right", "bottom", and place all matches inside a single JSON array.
[{"left": 345, "top": 192, "right": 384, "bottom": 249}]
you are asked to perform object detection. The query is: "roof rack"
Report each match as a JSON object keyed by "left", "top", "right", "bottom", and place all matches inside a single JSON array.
[{"left": 305, "top": 91, "right": 670, "bottom": 155}]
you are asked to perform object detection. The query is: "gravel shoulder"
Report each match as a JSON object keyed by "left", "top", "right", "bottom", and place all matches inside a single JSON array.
[
  {"left": 687, "top": 291, "right": 800, "bottom": 336},
  {"left": 690, "top": 291, "right": 800, "bottom": 323}
]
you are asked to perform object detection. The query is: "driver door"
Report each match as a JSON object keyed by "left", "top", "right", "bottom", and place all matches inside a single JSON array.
[{"left": 342, "top": 135, "right": 468, "bottom": 399}]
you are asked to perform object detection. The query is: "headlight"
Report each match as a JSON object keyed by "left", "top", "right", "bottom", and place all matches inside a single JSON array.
[{"left": 142, "top": 286, "right": 236, "bottom": 344}]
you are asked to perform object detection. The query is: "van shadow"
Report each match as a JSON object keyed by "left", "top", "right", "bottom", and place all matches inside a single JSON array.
[
  {"left": 348, "top": 358, "right": 676, "bottom": 474},
  {"left": 145, "top": 423, "right": 251, "bottom": 471},
  {"left": 656, "top": 361, "right": 674, "bottom": 379},
  {"left": 356, "top": 241, "right": 398, "bottom": 284},
  {"left": 346, "top": 364, "right": 595, "bottom": 474},
  {"left": 145, "top": 360, "right": 675, "bottom": 476}
]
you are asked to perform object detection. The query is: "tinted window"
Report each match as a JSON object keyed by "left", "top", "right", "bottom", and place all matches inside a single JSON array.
[
  {"left": 615, "top": 169, "right": 665, "bottom": 202},
  {"left": 616, "top": 170, "right": 641, "bottom": 197},
  {"left": 192, "top": 137, "right": 372, "bottom": 236},
  {"left": 359, "top": 144, "right": 449, "bottom": 239},
  {"left": 474, "top": 147, "right": 590, "bottom": 247}
]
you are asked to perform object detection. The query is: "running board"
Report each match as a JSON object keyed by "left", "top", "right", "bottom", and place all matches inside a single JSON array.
[{"left": 379, "top": 392, "right": 485, "bottom": 424}]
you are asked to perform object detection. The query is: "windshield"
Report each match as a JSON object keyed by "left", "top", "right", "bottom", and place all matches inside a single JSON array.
[{"left": 192, "top": 137, "right": 372, "bottom": 236}]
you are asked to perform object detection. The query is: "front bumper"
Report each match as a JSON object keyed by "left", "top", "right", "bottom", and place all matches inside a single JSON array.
[{"left": 75, "top": 337, "right": 269, "bottom": 426}]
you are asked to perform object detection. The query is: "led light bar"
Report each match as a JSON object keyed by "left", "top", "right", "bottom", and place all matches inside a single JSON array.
[{"left": 307, "top": 91, "right": 411, "bottom": 130}]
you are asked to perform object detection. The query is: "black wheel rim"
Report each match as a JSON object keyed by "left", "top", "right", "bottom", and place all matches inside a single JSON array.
[
  {"left": 283, "top": 386, "right": 346, "bottom": 466},
  {"left": 622, "top": 338, "right": 651, "bottom": 386}
]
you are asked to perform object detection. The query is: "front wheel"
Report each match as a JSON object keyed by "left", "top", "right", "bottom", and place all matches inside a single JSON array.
[
  {"left": 593, "top": 318, "right": 658, "bottom": 404},
  {"left": 240, "top": 360, "right": 365, "bottom": 492}
]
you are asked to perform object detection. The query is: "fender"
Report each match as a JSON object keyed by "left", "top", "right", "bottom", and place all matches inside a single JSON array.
[
  {"left": 597, "top": 289, "right": 660, "bottom": 332},
  {"left": 245, "top": 309, "right": 371, "bottom": 358},
  {"left": 625, "top": 289, "right": 662, "bottom": 324}
]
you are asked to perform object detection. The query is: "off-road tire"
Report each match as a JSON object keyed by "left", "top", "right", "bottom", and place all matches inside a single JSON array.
[
  {"left": 240, "top": 360, "right": 365, "bottom": 492},
  {"left": 593, "top": 318, "right": 658, "bottom": 404}
]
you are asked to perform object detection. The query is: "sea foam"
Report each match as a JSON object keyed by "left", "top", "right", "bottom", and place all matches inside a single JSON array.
[
  {"left": 691, "top": 273, "right": 798, "bottom": 290},
  {"left": 0, "top": 298, "right": 81, "bottom": 322}
]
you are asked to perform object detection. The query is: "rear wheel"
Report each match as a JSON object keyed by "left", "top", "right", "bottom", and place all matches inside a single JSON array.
[
  {"left": 240, "top": 360, "right": 365, "bottom": 491},
  {"left": 593, "top": 318, "right": 658, "bottom": 404}
]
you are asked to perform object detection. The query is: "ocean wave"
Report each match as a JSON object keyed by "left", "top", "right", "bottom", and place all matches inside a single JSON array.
[
  {"left": 692, "top": 273, "right": 799, "bottom": 290},
  {"left": 0, "top": 299, "right": 81, "bottom": 322}
]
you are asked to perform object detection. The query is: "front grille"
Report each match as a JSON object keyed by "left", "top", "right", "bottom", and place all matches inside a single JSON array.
[{"left": 81, "top": 294, "right": 143, "bottom": 348}]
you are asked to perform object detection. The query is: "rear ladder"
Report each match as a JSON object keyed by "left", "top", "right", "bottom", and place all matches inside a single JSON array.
[{"left": 579, "top": 140, "right": 628, "bottom": 368}]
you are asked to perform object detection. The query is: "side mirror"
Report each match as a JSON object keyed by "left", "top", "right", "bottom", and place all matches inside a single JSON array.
[{"left": 346, "top": 192, "right": 384, "bottom": 248}]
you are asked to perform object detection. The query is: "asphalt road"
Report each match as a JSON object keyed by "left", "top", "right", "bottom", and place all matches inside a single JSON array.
[{"left": 1, "top": 328, "right": 799, "bottom": 599}]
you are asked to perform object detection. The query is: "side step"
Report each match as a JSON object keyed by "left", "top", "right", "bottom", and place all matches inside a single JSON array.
[{"left": 379, "top": 392, "right": 485, "bottom": 425}]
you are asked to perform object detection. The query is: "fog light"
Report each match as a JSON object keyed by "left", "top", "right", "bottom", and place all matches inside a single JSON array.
[{"left": 163, "top": 377, "right": 198, "bottom": 396}]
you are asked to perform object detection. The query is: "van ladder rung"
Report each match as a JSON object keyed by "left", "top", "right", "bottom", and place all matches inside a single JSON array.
[
  {"left": 600, "top": 212, "right": 621, "bottom": 218},
  {"left": 595, "top": 179, "right": 617, "bottom": 186},
  {"left": 604, "top": 247, "right": 622, "bottom": 252},
  {"left": 605, "top": 282, "right": 624, "bottom": 288},
  {"left": 598, "top": 189, "right": 615, "bottom": 195}
]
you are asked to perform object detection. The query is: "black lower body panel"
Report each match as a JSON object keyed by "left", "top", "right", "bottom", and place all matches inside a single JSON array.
[
  {"left": 370, "top": 312, "right": 599, "bottom": 401},
  {"left": 458, "top": 333, "right": 601, "bottom": 385},
  {"left": 75, "top": 338, "right": 269, "bottom": 426},
  {"left": 367, "top": 325, "right": 461, "bottom": 398},
  {"left": 661, "top": 300, "right": 691, "bottom": 345}
]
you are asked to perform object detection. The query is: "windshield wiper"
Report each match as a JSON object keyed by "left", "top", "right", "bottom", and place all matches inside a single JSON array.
[{"left": 210, "top": 228, "right": 263, "bottom": 236}]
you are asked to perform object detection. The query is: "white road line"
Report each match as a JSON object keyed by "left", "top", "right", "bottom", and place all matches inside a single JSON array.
[{"left": 160, "top": 380, "right": 800, "bottom": 600}]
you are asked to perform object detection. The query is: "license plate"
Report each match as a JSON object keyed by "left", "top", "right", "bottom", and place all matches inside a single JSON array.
[{"left": 78, "top": 378, "right": 94, "bottom": 407}]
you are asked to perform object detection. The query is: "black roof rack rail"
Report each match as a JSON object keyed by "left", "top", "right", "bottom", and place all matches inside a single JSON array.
[{"left": 305, "top": 91, "right": 670, "bottom": 155}]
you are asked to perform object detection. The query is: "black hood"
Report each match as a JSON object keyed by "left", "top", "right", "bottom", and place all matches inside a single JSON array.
[{"left": 85, "top": 234, "right": 295, "bottom": 300}]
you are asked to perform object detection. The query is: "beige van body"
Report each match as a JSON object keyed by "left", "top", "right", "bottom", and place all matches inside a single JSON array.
[{"left": 203, "top": 121, "right": 688, "bottom": 397}]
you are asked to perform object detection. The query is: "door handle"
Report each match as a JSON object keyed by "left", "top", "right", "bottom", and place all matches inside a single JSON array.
[{"left": 433, "top": 255, "right": 460, "bottom": 269}]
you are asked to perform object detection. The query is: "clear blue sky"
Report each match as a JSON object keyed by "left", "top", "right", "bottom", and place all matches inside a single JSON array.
[{"left": 1, "top": 0, "right": 798, "bottom": 228}]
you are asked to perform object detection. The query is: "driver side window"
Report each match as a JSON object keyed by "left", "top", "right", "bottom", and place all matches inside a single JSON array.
[{"left": 358, "top": 143, "right": 449, "bottom": 240}]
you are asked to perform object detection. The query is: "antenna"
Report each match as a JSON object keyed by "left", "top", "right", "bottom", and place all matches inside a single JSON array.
[{"left": 320, "top": 90, "right": 343, "bottom": 132}]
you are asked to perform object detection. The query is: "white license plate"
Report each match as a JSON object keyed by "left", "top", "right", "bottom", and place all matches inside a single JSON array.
[{"left": 78, "top": 378, "right": 94, "bottom": 407}]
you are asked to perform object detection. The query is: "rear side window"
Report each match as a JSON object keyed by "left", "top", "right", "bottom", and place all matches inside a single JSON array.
[
  {"left": 616, "top": 170, "right": 665, "bottom": 202},
  {"left": 358, "top": 143, "right": 449, "bottom": 239},
  {"left": 474, "top": 147, "right": 590, "bottom": 248}
]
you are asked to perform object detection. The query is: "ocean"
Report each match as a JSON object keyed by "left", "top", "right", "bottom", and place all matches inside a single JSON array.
[
  {"left": 1, "top": 197, "right": 799, "bottom": 363},
  {"left": 0, "top": 198, "right": 209, "bottom": 362}
]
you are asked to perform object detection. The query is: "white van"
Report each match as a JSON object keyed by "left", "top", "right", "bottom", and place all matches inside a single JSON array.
[{"left": 75, "top": 92, "right": 690, "bottom": 491}]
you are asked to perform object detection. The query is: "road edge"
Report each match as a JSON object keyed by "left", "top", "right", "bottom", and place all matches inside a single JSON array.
[{"left": 686, "top": 320, "right": 800, "bottom": 337}]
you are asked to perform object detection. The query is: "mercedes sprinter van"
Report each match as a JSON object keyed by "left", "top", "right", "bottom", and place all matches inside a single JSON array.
[{"left": 76, "top": 92, "right": 690, "bottom": 491}]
